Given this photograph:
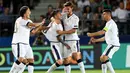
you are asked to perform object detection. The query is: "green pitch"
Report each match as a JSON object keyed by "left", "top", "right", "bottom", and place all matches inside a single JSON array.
[{"left": 2, "top": 70, "right": 130, "bottom": 73}]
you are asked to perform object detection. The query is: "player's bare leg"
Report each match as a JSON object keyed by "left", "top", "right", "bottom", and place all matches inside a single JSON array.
[
  {"left": 63, "top": 56, "right": 72, "bottom": 73},
  {"left": 100, "top": 55, "right": 115, "bottom": 73},
  {"left": 9, "top": 57, "right": 25, "bottom": 73},
  {"left": 18, "top": 59, "right": 28, "bottom": 73},
  {"left": 72, "top": 52, "right": 85, "bottom": 73},
  {"left": 27, "top": 58, "right": 34, "bottom": 73},
  {"left": 46, "top": 59, "right": 63, "bottom": 73}
]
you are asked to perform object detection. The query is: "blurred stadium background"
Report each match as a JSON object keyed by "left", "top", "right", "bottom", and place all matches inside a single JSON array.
[{"left": 0, "top": 0, "right": 130, "bottom": 73}]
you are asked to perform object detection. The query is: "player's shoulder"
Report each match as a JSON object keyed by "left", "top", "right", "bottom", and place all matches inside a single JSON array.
[
  {"left": 72, "top": 14, "right": 79, "bottom": 20},
  {"left": 16, "top": 17, "right": 22, "bottom": 21}
]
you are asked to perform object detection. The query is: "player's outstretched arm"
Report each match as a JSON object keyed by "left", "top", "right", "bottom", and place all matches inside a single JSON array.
[
  {"left": 31, "top": 25, "right": 50, "bottom": 35},
  {"left": 92, "top": 37, "right": 105, "bottom": 43},
  {"left": 87, "top": 30, "right": 105, "bottom": 37},
  {"left": 57, "top": 28, "right": 76, "bottom": 35},
  {"left": 27, "top": 19, "right": 46, "bottom": 28}
]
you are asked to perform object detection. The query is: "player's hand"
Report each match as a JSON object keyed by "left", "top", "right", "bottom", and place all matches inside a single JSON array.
[
  {"left": 88, "top": 37, "right": 96, "bottom": 44},
  {"left": 41, "top": 19, "right": 46, "bottom": 25},
  {"left": 65, "top": 43, "right": 71, "bottom": 49},
  {"left": 62, "top": 7, "right": 69, "bottom": 13},
  {"left": 50, "top": 17, "right": 55, "bottom": 22},
  {"left": 87, "top": 32, "right": 92, "bottom": 37}
]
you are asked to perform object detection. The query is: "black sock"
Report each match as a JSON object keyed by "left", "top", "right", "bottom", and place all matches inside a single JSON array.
[
  {"left": 55, "top": 63, "right": 60, "bottom": 67},
  {"left": 15, "top": 60, "right": 21, "bottom": 65},
  {"left": 101, "top": 60, "right": 109, "bottom": 64},
  {"left": 22, "top": 62, "right": 26, "bottom": 65},
  {"left": 77, "top": 59, "right": 82, "bottom": 63},
  {"left": 64, "top": 63, "right": 70, "bottom": 66},
  {"left": 28, "top": 63, "right": 34, "bottom": 66}
]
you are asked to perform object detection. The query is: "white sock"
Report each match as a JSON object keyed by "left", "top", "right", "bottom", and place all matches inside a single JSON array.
[
  {"left": 9, "top": 62, "right": 19, "bottom": 73},
  {"left": 18, "top": 63, "right": 26, "bottom": 73},
  {"left": 28, "top": 65, "right": 34, "bottom": 73},
  {"left": 78, "top": 62, "right": 85, "bottom": 73},
  {"left": 64, "top": 65, "right": 71, "bottom": 73},
  {"left": 106, "top": 61, "right": 115, "bottom": 73},
  {"left": 102, "top": 64, "right": 107, "bottom": 73},
  {"left": 47, "top": 63, "right": 59, "bottom": 73}
]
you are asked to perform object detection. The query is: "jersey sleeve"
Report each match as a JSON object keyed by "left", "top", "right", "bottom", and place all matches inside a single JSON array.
[
  {"left": 103, "top": 22, "right": 112, "bottom": 32},
  {"left": 21, "top": 19, "right": 32, "bottom": 26},
  {"left": 72, "top": 17, "right": 79, "bottom": 29}
]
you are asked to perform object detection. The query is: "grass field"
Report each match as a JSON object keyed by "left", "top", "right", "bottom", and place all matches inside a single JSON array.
[{"left": 1, "top": 70, "right": 130, "bottom": 73}]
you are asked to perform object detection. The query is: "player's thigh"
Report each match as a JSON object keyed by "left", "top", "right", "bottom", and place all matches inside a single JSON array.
[
  {"left": 12, "top": 44, "right": 18, "bottom": 59},
  {"left": 25, "top": 45, "right": 34, "bottom": 59},
  {"left": 12, "top": 43, "right": 27, "bottom": 59},
  {"left": 102, "top": 45, "right": 119, "bottom": 59},
  {"left": 69, "top": 41, "right": 80, "bottom": 53},
  {"left": 63, "top": 44, "right": 72, "bottom": 58},
  {"left": 108, "top": 46, "right": 119, "bottom": 59},
  {"left": 51, "top": 43, "right": 63, "bottom": 61}
]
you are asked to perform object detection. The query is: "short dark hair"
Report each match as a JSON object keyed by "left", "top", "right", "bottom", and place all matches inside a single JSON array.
[
  {"left": 64, "top": 1, "right": 74, "bottom": 8},
  {"left": 103, "top": 9, "right": 112, "bottom": 14},
  {"left": 40, "top": 15, "right": 45, "bottom": 19},
  {"left": 19, "top": 6, "right": 29, "bottom": 17},
  {"left": 51, "top": 9, "right": 60, "bottom": 17}
]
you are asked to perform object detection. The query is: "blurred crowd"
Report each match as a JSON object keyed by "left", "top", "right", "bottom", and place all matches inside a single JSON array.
[
  {"left": 0, "top": 0, "right": 40, "bottom": 36},
  {"left": 0, "top": 0, "right": 130, "bottom": 37}
]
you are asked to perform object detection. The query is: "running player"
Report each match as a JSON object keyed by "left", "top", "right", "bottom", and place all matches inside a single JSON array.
[
  {"left": 87, "top": 9, "right": 120, "bottom": 73},
  {"left": 9, "top": 6, "right": 46, "bottom": 73}
]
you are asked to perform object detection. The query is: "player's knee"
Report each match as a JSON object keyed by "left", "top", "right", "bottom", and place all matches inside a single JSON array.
[
  {"left": 72, "top": 52, "right": 81, "bottom": 60},
  {"left": 27, "top": 58, "right": 34, "bottom": 63},
  {"left": 103, "top": 56, "right": 108, "bottom": 61},
  {"left": 63, "top": 57, "right": 71, "bottom": 64},
  {"left": 18, "top": 57, "right": 24, "bottom": 62},
  {"left": 23, "top": 59, "right": 28, "bottom": 64},
  {"left": 100, "top": 56, "right": 103, "bottom": 61},
  {"left": 56, "top": 59, "right": 63, "bottom": 65},
  {"left": 100, "top": 55, "right": 108, "bottom": 62}
]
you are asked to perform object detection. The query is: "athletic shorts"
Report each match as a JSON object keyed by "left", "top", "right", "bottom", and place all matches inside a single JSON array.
[
  {"left": 102, "top": 44, "right": 120, "bottom": 59},
  {"left": 12, "top": 43, "right": 34, "bottom": 59},
  {"left": 50, "top": 42, "right": 63, "bottom": 61},
  {"left": 63, "top": 40, "right": 80, "bottom": 58}
]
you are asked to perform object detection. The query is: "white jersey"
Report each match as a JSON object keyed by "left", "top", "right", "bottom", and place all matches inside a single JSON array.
[
  {"left": 12, "top": 17, "right": 32, "bottom": 44},
  {"left": 103, "top": 19, "right": 120, "bottom": 46},
  {"left": 62, "top": 13, "right": 79, "bottom": 40},
  {"left": 44, "top": 22, "right": 63, "bottom": 42}
]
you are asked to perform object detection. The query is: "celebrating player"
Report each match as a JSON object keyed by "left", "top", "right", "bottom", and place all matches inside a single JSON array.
[
  {"left": 87, "top": 9, "right": 120, "bottom": 73},
  {"left": 44, "top": 10, "right": 71, "bottom": 73},
  {"left": 57, "top": 2, "right": 86, "bottom": 73},
  {"left": 10, "top": 6, "right": 47, "bottom": 73}
]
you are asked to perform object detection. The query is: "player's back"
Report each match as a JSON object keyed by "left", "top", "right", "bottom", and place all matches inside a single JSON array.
[{"left": 12, "top": 17, "right": 32, "bottom": 44}]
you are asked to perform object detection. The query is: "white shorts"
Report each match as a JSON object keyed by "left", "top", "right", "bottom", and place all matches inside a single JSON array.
[
  {"left": 63, "top": 41, "right": 80, "bottom": 58},
  {"left": 50, "top": 42, "right": 63, "bottom": 61},
  {"left": 102, "top": 44, "right": 120, "bottom": 59},
  {"left": 12, "top": 43, "right": 34, "bottom": 59}
]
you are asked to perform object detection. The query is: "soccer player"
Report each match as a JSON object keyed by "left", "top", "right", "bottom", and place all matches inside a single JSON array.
[
  {"left": 57, "top": 2, "right": 86, "bottom": 73},
  {"left": 87, "top": 9, "right": 120, "bottom": 73},
  {"left": 9, "top": 6, "right": 46, "bottom": 73},
  {"left": 44, "top": 10, "right": 70, "bottom": 73}
]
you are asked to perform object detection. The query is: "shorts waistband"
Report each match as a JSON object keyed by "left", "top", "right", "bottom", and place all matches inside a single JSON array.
[
  {"left": 12, "top": 42, "right": 28, "bottom": 45},
  {"left": 109, "top": 44, "right": 120, "bottom": 47}
]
